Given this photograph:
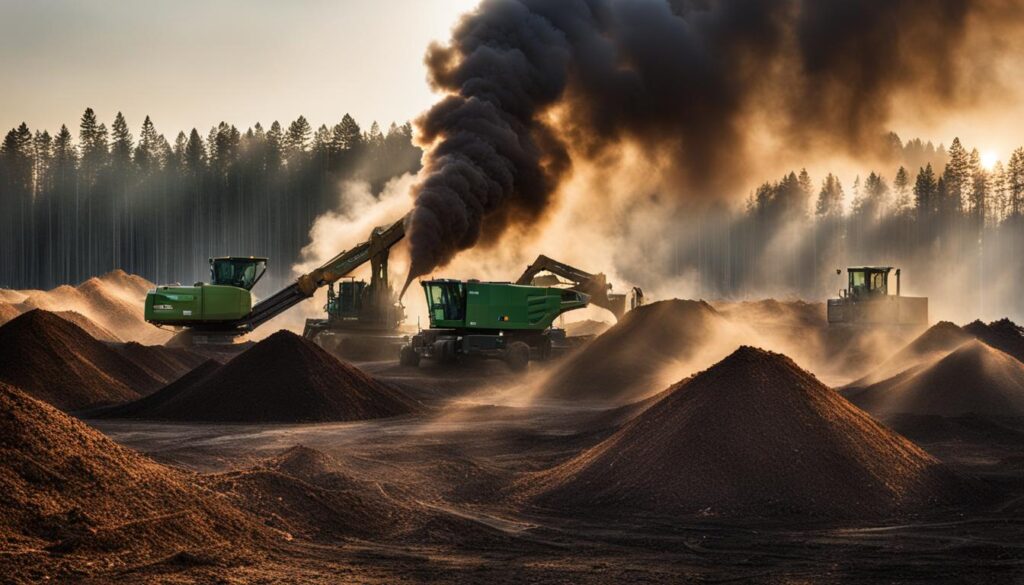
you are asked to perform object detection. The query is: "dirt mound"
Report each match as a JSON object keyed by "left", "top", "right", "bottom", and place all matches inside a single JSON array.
[
  {"left": 0, "top": 289, "right": 31, "bottom": 304},
  {"left": 964, "top": 318, "right": 1024, "bottom": 363},
  {"left": 530, "top": 346, "right": 969, "bottom": 520},
  {"left": 539, "top": 300, "right": 729, "bottom": 404},
  {"left": 712, "top": 298, "right": 826, "bottom": 330},
  {"left": 16, "top": 274, "right": 168, "bottom": 344},
  {"left": 0, "top": 302, "right": 21, "bottom": 325},
  {"left": 846, "top": 340, "right": 1024, "bottom": 417},
  {"left": 564, "top": 319, "right": 612, "bottom": 338},
  {"left": 105, "top": 330, "right": 419, "bottom": 423},
  {"left": 848, "top": 321, "right": 973, "bottom": 388},
  {"left": 204, "top": 445, "right": 410, "bottom": 541},
  {"left": 115, "top": 342, "right": 207, "bottom": 386},
  {"left": 0, "top": 310, "right": 162, "bottom": 411},
  {"left": 0, "top": 382, "right": 267, "bottom": 568}
]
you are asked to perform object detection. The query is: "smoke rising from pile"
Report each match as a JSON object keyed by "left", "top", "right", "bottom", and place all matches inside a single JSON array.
[{"left": 405, "top": 0, "right": 1011, "bottom": 286}]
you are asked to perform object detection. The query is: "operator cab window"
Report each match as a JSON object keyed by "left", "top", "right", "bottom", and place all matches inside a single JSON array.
[
  {"left": 426, "top": 282, "right": 466, "bottom": 321},
  {"left": 211, "top": 259, "right": 266, "bottom": 290}
]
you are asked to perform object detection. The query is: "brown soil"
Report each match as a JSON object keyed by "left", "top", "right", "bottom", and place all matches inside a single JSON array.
[
  {"left": 848, "top": 321, "right": 973, "bottom": 388},
  {"left": 0, "top": 310, "right": 161, "bottom": 411},
  {"left": 103, "top": 330, "right": 420, "bottom": 423},
  {"left": 114, "top": 342, "right": 207, "bottom": 386},
  {"left": 529, "top": 346, "right": 970, "bottom": 520},
  {"left": 203, "top": 446, "right": 412, "bottom": 541},
  {"left": 0, "top": 382, "right": 269, "bottom": 580},
  {"left": 15, "top": 272, "right": 168, "bottom": 344},
  {"left": 0, "top": 302, "right": 21, "bottom": 325},
  {"left": 846, "top": 340, "right": 1024, "bottom": 417},
  {"left": 712, "top": 298, "right": 826, "bottom": 330},
  {"left": 51, "top": 310, "right": 122, "bottom": 342},
  {"left": 540, "top": 300, "right": 727, "bottom": 404},
  {"left": 964, "top": 318, "right": 1024, "bottom": 363},
  {"left": 563, "top": 319, "right": 612, "bottom": 338}
]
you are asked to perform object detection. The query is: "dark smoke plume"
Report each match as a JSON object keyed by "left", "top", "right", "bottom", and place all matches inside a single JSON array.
[{"left": 405, "top": 0, "right": 1004, "bottom": 287}]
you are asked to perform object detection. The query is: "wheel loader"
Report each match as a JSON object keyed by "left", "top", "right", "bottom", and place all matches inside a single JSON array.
[{"left": 827, "top": 266, "right": 927, "bottom": 326}]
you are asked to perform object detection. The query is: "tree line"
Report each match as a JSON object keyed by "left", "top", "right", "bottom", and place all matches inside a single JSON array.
[
  {"left": 0, "top": 108, "right": 422, "bottom": 290},
  {"left": 676, "top": 134, "right": 1024, "bottom": 319}
]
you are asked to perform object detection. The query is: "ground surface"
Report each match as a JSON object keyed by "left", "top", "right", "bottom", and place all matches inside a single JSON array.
[{"left": 76, "top": 355, "right": 1024, "bottom": 584}]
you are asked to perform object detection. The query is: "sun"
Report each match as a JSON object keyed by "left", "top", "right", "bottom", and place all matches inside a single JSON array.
[{"left": 981, "top": 150, "right": 999, "bottom": 171}]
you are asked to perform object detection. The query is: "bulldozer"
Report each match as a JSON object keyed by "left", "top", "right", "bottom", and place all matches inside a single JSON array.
[
  {"left": 400, "top": 279, "right": 590, "bottom": 372},
  {"left": 515, "top": 255, "right": 643, "bottom": 320},
  {"left": 144, "top": 216, "right": 407, "bottom": 346},
  {"left": 827, "top": 266, "right": 927, "bottom": 326}
]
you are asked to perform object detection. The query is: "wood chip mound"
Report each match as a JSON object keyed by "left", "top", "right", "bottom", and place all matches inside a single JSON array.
[
  {"left": 846, "top": 340, "right": 1024, "bottom": 417},
  {"left": 101, "top": 330, "right": 420, "bottom": 423},
  {"left": 529, "top": 346, "right": 973, "bottom": 520}
]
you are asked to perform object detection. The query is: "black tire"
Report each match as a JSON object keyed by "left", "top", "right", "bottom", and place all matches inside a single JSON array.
[
  {"left": 504, "top": 341, "right": 531, "bottom": 372},
  {"left": 399, "top": 344, "right": 420, "bottom": 367},
  {"left": 433, "top": 340, "right": 457, "bottom": 364}
]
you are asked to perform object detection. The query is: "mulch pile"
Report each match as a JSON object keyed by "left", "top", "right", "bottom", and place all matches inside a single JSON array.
[
  {"left": 115, "top": 341, "right": 207, "bottom": 385},
  {"left": 204, "top": 446, "right": 411, "bottom": 541},
  {"left": 103, "top": 330, "right": 420, "bottom": 423},
  {"left": 14, "top": 270, "right": 168, "bottom": 344},
  {"left": 846, "top": 340, "right": 1024, "bottom": 417},
  {"left": 848, "top": 321, "right": 973, "bottom": 388},
  {"left": 540, "top": 300, "right": 727, "bottom": 404},
  {"left": 0, "top": 382, "right": 269, "bottom": 579},
  {"left": 529, "top": 346, "right": 971, "bottom": 520},
  {"left": 0, "top": 310, "right": 162, "bottom": 411},
  {"left": 964, "top": 318, "right": 1024, "bottom": 363}
]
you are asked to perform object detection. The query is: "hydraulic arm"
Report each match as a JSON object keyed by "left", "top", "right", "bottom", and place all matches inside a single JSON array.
[{"left": 515, "top": 255, "right": 642, "bottom": 320}]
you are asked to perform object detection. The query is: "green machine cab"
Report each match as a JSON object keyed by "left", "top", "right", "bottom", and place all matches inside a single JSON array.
[
  {"left": 400, "top": 279, "right": 590, "bottom": 372},
  {"left": 144, "top": 257, "right": 267, "bottom": 328}
]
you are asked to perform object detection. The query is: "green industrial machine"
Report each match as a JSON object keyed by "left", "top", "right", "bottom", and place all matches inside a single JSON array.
[
  {"left": 144, "top": 217, "right": 406, "bottom": 344},
  {"left": 399, "top": 279, "right": 590, "bottom": 371},
  {"left": 300, "top": 222, "right": 406, "bottom": 358},
  {"left": 145, "top": 257, "right": 267, "bottom": 326}
]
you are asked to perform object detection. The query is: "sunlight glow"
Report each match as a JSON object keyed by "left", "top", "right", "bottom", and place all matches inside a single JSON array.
[{"left": 981, "top": 150, "right": 999, "bottom": 170}]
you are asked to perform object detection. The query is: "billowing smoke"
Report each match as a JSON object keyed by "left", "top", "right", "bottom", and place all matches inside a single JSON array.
[{"left": 405, "top": 0, "right": 1011, "bottom": 287}]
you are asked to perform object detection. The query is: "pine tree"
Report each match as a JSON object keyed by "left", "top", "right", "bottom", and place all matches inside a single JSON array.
[
  {"left": 110, "top": 112, "right": 134, "bottom": 170},
  {"left": 1008, "top": 148, "right": 1024, "bottom": 218},
  {"left": 914, "top": 164, "right": 937, "bottom": 215},
  {"left": 991, "top": 161, "right": 1007, "bottom": 223},
  {"left": 285, "top": 116, "right": 312, "bottom": 158},
  {"left": 815, "top": 174, "right": 844, "bottom": 217},
  {"left": 333, "top": 114, "right": 363, "bottom": 151},
  {"left": 943, "top": 137, "right": 969, "bottom": 214},
  {"left": 185, "top": 128, "right": 206, "bottom": 173},
  {"left": 79, "top": 108, "right": 108, "bottom": 185},
  {"left": 134, "top": 115, "right": 161, "bottom": 173},
  {"left": 893, "top": 166, "right": 910, "bottom": 213}
]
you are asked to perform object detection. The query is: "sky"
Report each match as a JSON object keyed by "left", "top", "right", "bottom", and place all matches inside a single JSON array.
[{"left": 0, "top": 0, "right": 480, "bottom": 138}]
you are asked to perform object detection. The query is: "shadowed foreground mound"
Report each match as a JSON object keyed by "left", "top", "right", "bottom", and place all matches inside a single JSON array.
[
  {"left": 540, "top": 300, "right": 727, "bottom": 404},
  {"left": 846, "top": 340, "right": 1024, "bottom": 417},
  {"left": 848, "top": 321, "right": 974, "bottom": 388},
  {"left": 103, "top": 330, "right": 420, "bottom": 423},
  {"left": 205, "top": 446, "right": 412, "bottom": 541},
  {"left": 0, "top": 310, "right": 161, "bottom": 410},
  {"left": 0, "top": 383, "right": 267, "bottom": 579},
  {"left": 530, "top": 347, "right": 970, "bottom": 521}
]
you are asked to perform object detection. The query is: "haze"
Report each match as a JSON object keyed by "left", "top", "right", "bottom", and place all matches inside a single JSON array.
[{"left": 0, "top": 0, "right": 479, "bottom": 134}]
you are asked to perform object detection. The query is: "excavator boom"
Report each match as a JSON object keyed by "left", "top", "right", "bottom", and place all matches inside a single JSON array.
[{"left": 516, "top": 254, "right": 642, "bottom": 320}]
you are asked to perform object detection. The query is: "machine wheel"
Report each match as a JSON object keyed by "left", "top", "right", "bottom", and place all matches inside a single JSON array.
[
  {"left": 433, "top": 339, "right": 457, "bottom": 365},
  {"left": 504, "top": 341, "right": 531, "bottom": 372},
  {"left": 399, "top": 344, "right": 420, "bottom": 367}
]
